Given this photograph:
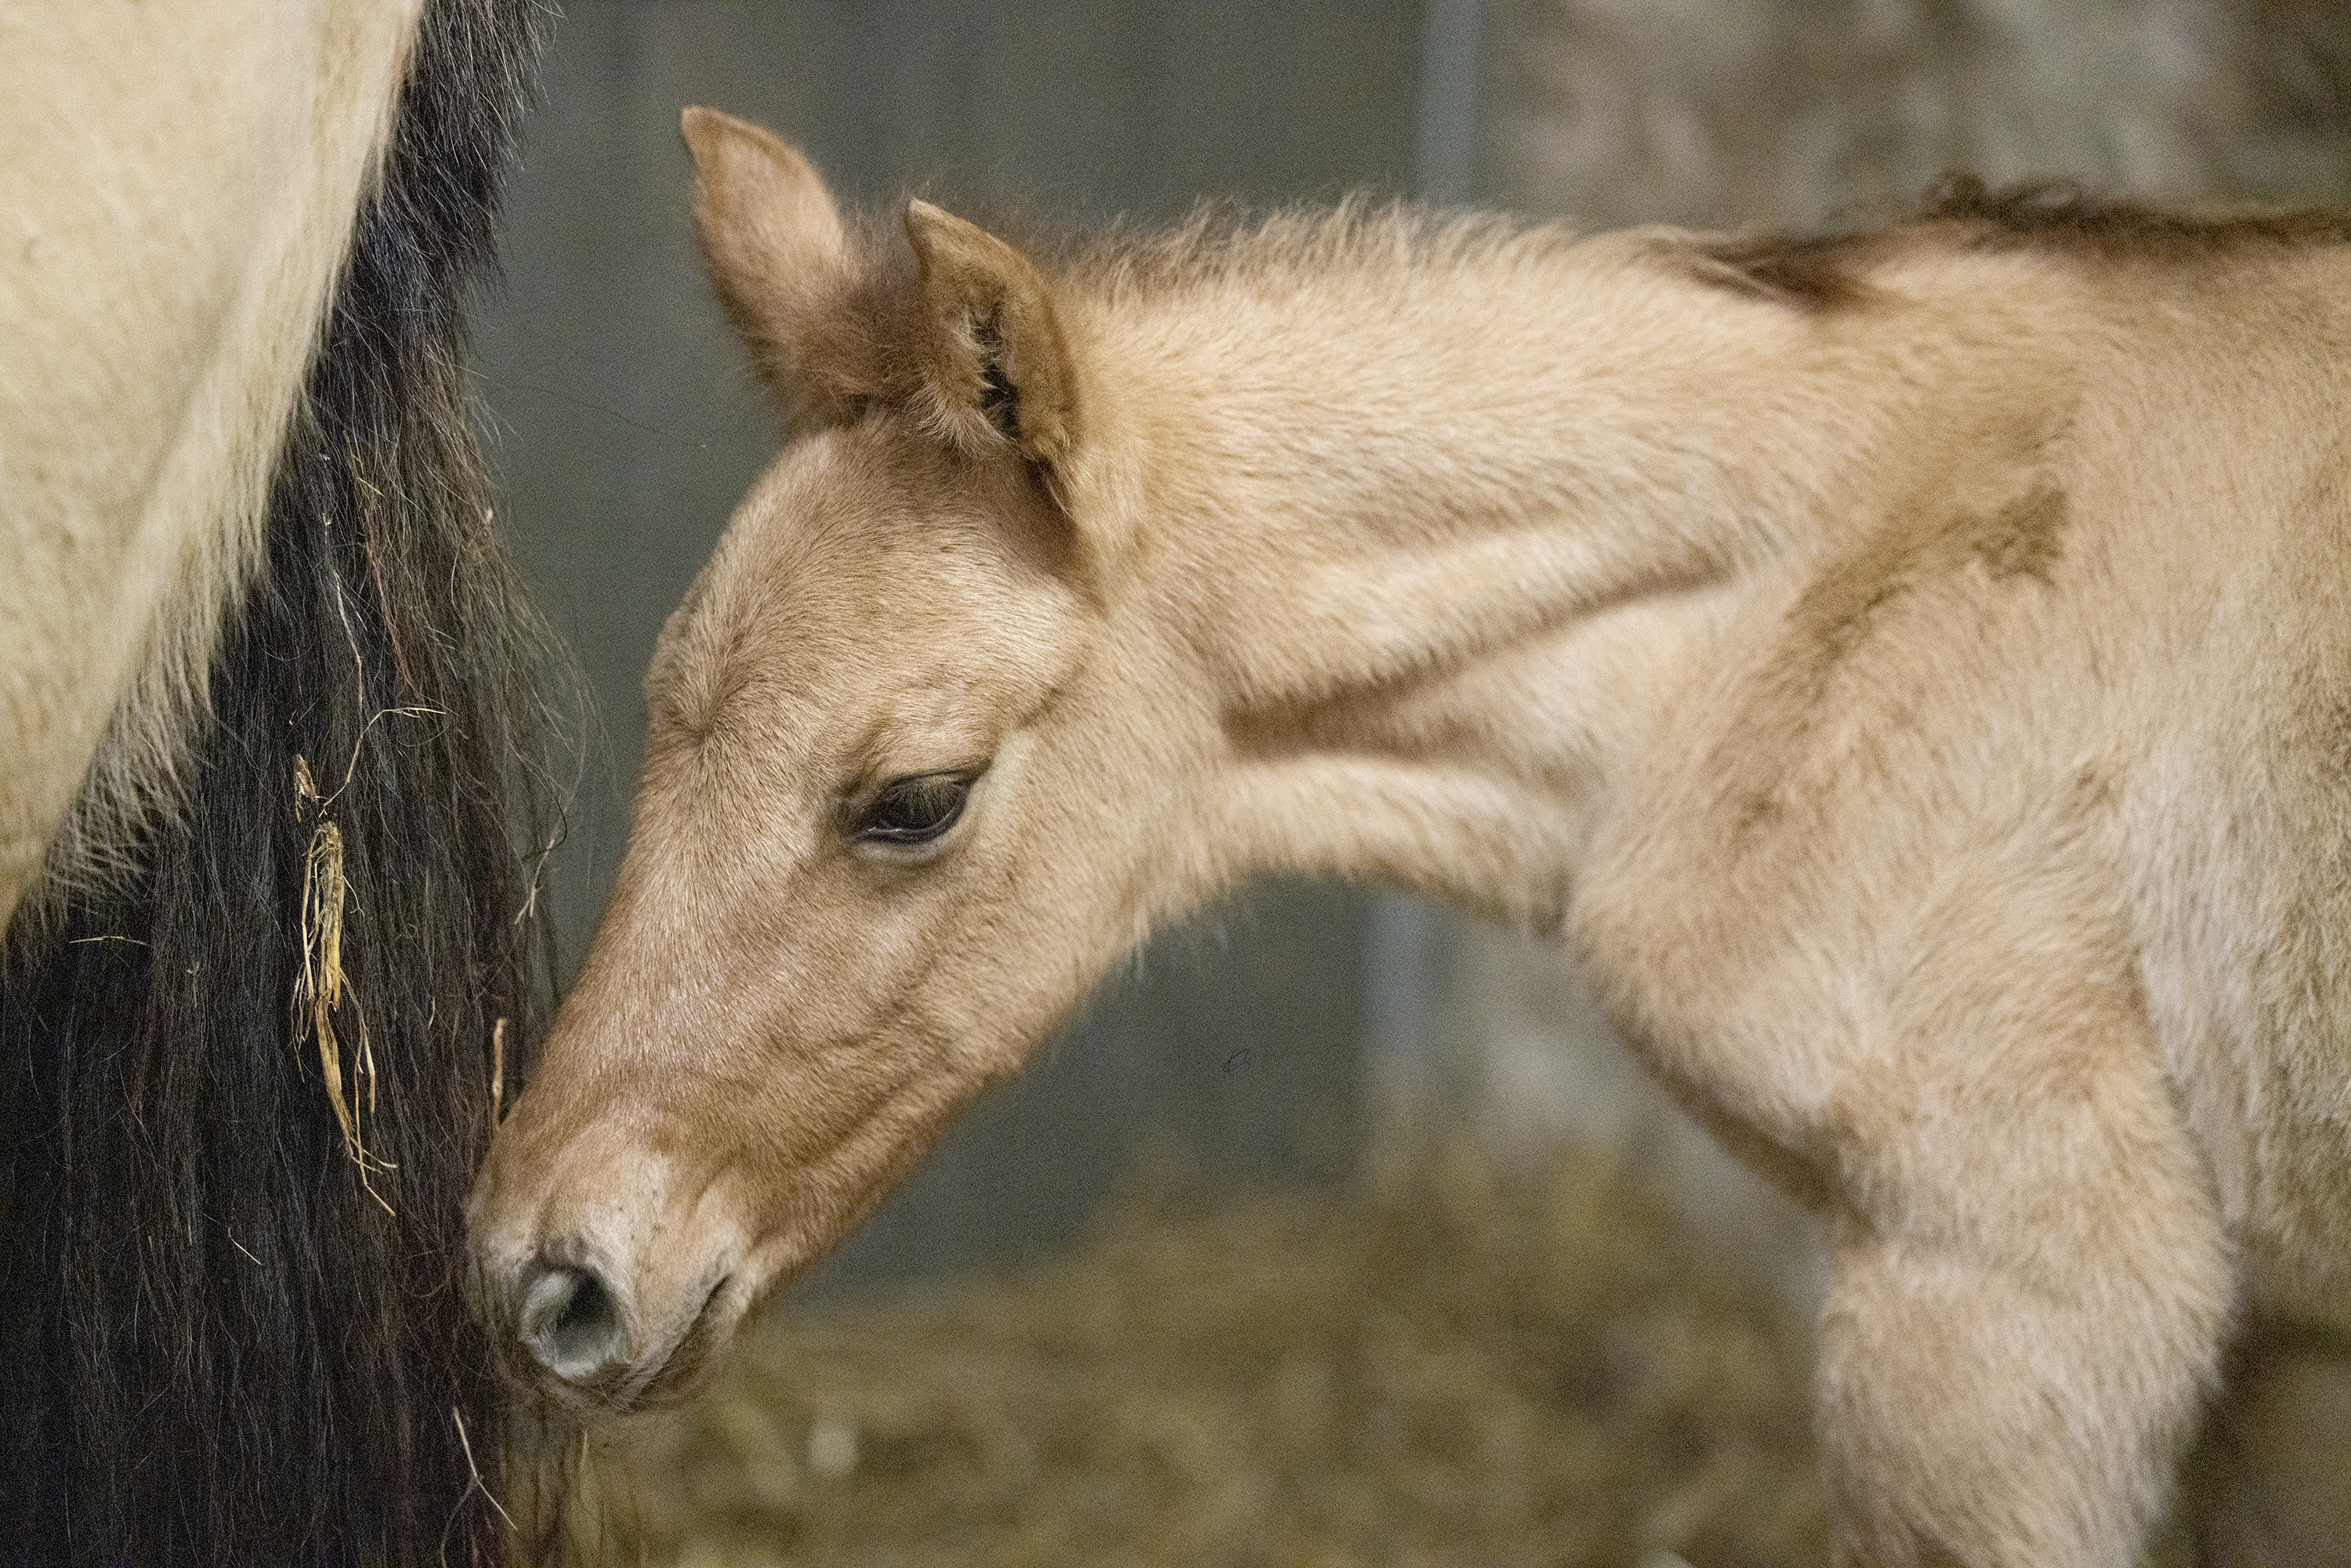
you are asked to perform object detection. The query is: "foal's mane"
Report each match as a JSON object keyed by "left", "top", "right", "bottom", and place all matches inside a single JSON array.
[
  {"left": 1038, "top": 197, "right": 1576, "bottom": 301},
  {"left": 962, "top": 173, "right": 2351, "bottom": 320},
  {"left": 1688, "top": 172, "right": 2351, "bottom": 310}
]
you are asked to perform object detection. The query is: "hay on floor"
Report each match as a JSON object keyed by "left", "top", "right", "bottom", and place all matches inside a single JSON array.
[{"left": 590, "top": 1142, "right": 1825, "bottom": 1567}]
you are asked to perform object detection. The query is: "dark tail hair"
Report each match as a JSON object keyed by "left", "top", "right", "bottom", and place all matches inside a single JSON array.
[{"left": 0, "top": 1, "right": 561, "bottom": 1560}]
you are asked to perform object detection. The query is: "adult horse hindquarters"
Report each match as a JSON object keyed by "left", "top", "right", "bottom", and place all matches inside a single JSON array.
[
  {"left": 2, "top": 3, "right": 552, "bottom": 1561},
  {"left": 473, "top": 108, "right": 2351, "bottom": 1565},
  {"left": 1, "top": 3, "right": 422, "bottom": 931}
]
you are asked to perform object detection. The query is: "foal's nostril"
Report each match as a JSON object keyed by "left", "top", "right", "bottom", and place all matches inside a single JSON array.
[{"left": 517, "top": 1261, "right": 626, "bottom": 1385}]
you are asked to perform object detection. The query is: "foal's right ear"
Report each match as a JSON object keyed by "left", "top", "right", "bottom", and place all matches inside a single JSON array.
[{"left": 683, "top": 107, "right": 863, "bottom": 426}]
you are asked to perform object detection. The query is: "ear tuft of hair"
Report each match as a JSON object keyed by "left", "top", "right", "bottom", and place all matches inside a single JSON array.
[{"left": 903, "top": 198, "right": 1078, "bottom": 464}]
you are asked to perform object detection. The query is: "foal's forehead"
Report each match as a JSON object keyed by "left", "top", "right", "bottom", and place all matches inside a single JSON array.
[
  {"left": 735, "top": 425, "right": 1049, "bottom": 598},
  {"left": 676, "top": 425, "right": 1080, "bottom": 730}
]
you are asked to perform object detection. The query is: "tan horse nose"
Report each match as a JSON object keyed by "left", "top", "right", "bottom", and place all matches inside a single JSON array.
[{"left": 514, "top": 1254, "right": 629, "bottom": 1387}]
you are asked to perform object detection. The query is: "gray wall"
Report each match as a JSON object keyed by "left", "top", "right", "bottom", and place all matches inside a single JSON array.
[{"left": 473, "top": 2, "right": 1429, "bottom": 1295}]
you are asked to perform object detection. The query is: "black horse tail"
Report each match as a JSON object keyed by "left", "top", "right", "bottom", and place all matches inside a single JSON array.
[{"left": 0, "top": 1, "right": 567, "bottom": 1561}]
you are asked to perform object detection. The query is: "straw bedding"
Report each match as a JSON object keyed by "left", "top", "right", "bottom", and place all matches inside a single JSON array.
[{"left": 589, "top": 1143, "right": 1825, "bottom": 1567}]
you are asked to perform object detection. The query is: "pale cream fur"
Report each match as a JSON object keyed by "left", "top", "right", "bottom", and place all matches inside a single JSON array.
[
  {"left": 0, "top": 0, "right": 426, "bottom": 932},
  {"left": 472, "top": 109, "right": 2351, "bottom": 1565}
]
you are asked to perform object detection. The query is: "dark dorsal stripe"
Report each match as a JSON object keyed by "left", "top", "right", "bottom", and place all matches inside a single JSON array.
[{"left": 1689, "top": 171, "right": 2351, "bottom": 310}]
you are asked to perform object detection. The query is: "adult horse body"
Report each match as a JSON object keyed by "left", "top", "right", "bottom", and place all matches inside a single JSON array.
[
  {"left": 3, "top": 2, "right": 549, "bottom": 1561},
  {"left": 3, "top": 2, "right": 416, "bottom": 931},
  {"left": 476, "top": 109, "right": 2351, "bottom": 1564}
]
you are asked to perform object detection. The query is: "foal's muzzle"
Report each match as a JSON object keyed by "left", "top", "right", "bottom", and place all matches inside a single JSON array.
[
  {"left": 483, "top": 1227, "right": 741, "bottom": 1410},
  {"left": 516, "top": 1258, "right": 628, "bottom": 1386}
]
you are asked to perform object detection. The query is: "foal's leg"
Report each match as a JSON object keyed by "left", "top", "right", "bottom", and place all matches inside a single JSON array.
[{"left": 1816, "top": 969, "right": 2232, "bottom": 1566}]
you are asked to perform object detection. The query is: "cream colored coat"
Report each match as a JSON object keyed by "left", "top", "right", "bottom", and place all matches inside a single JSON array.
[
  {"left": 0, "top": 0, "right": 422, "bottom": 931},
  {"left": 473, "top": 109, "right": 2351, "bottom": 1566}
]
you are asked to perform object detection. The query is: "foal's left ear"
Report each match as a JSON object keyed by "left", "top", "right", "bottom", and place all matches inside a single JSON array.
[{"left": 903, "top": 201, "right": 1078, "bottom": 465}]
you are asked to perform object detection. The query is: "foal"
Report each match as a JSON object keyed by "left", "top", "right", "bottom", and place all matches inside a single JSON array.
[{"left": 473, "top": 107, "right": 2351, "bottom": 1564}]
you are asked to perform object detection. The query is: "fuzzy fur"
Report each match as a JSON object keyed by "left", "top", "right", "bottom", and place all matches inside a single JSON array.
[
  {"left": 477, "top": 111, "right": 2351, "bottom": 1565},
  {"left": 0, "top": 1, "right": 557, "bottom": 1562},
  {"left": 0, "top": 1, "right": 424, "bottom": 931}
]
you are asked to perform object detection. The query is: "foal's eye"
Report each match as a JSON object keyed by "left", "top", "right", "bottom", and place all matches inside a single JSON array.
[{"left": 852, "top": 773, "right": 973, "bottom": 846}]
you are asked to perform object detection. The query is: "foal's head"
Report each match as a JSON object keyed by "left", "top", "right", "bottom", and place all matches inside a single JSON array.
[{"left": 469, "top": 110, "right": 1221, "bottom": 1406}]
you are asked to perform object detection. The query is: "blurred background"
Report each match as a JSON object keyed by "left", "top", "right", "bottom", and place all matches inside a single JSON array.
[{"left": 474, "top": 4, "right": 2351, "bottom": 1563}]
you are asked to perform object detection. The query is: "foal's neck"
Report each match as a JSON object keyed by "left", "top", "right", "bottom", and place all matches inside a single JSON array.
[{"left": 1070, "top": 218, "right": 1895, "bottom": 925}]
